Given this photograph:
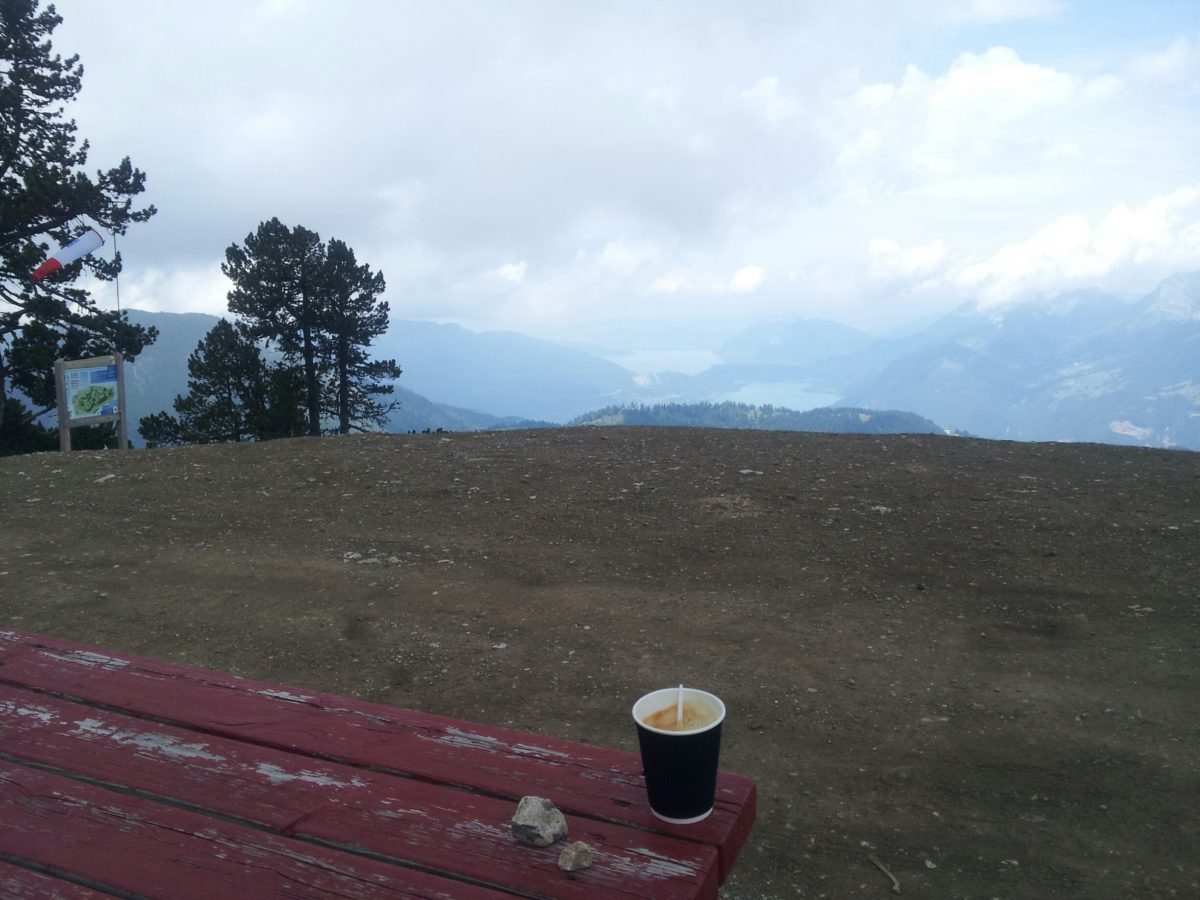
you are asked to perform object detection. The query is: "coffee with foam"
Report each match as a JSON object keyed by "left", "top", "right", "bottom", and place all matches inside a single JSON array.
[{"left": 641, "top": 699, "right": 717, "bottom": 732}]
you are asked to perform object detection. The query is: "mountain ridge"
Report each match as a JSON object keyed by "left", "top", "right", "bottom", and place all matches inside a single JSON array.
[{"left": 79, "top": 268, "right": 1200, "bottom": 451}]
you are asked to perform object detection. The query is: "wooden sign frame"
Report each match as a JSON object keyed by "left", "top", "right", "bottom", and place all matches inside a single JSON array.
[{"left": 53, "top": 353, "right": 128, "bottom": 451}]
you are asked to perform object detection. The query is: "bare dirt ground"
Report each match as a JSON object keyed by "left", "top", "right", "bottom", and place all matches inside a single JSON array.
[{"left": 1, "top": 427, "right": 1198, "bottom": 898}]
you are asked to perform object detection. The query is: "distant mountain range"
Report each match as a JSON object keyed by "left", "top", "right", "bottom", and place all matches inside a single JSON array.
[
  {"left": 626, "top": 272, "right": 1200, "bottom": 449},
  {"left": 569, "top": 402, "right": 942, "bottom": 435},
  {"left": 387, "top": 387, "right": 554, "bottom": 433},
  {"left": 369, "top": 321, "right": 643, "bottom": 423},
  {"left": 780, "top": 273, "right": 1200, "bottom": 449},
  {"left": 113, "top": 269, "right": 1200, "bottom": 449}
]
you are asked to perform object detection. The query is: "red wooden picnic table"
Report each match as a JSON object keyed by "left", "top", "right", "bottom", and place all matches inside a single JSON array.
[{"left": 0, "top": 629, "right": 755, "bottom": 898}]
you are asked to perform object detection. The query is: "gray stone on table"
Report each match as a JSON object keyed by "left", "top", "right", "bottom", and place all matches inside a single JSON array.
[
  {"left": 557, "top": 840, "right": 594, "bottom": 871},
  {"left": 511, "top": 796, "right": 568, "bottom": 847}
]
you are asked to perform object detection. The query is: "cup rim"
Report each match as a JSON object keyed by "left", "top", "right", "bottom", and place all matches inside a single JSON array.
[{"left": 632, "top": 687, "right": 726, "bottom": 736}]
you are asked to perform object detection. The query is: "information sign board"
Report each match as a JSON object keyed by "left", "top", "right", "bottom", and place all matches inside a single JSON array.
[
  {"left": 53, "top": 353, "right": 128, "bottom": 451},
  {"left": 65, "top": 362, "right": 120, "bottom": 421}
]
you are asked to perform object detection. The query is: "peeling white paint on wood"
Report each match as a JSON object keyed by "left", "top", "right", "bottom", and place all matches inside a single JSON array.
[
  {"left": 39, "top": 649, "right": 130, "bottom": 670},
  {"left": 431, "top": 727, "right": 502, "bottom": 753},
  {"left": 428, "top": 726, "right": 570, "bottom": 759},
  {"left": 0, "top": 700, "right": 58, "bottom": 725},
  {"left": 612, "top": 848, "right": 701, "bottom": 880},
  {"left": 511, "top": 742, "right": 570, "bottom": 759},
  {"left": 252, "top": 762, "right": 367, "bottom": 789},
  {"left": 252, "top": 688, "right": 316, "bottom": 703},
  {"left": 448, "top": 819, "right": 512, "bottom": 842},
  {"left": 374, "top": 807, "right": 432, "bottom": 820},
  {"left": 69, "top": 718, "right": 225, "bottom": 762}
]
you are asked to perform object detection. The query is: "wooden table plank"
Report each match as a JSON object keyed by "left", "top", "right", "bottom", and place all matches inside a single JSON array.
[
  {"left": 0, "top": 684, "right": 720, "bottom": 900},
  {"left": 0, "top": 630, "right": 756, "bottom": 882},
  {"left": 0, "top": 763, "right": 511, "bottom": 899},
  {"left": 0, "top": 860, "right": 108, "bottom": 899}
]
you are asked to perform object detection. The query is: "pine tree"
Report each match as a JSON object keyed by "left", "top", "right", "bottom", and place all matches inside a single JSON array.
[
  {"left": 138, "top": 320, "right": 305, "bottom": 447},
  {"left": 0, "top": 0, "right": 157, "bottom": 443},
  {"left": 320, "top": 238, "right": 401, "bottom": 434},
  {"left": 223, "top": 221, "right": 402, "bottom": 436},
  {"left": 222, "top": 219, "right": 325, "bottom": 436}
]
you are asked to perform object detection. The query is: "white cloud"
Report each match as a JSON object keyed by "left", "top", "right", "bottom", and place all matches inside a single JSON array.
[
  {"left": 84, "top": 264, "right": 231, "bottom": 318},
  {"left": 730, "top": 265, "right": 766, "bottom": 293},
  {"left": 957, "top": 0, "right": 1065, "bottom": 24},
  {"left": 497, "top": 261, "right": 527, "bottom": 284},
  {"left": 596, "top": 239, "right": 659, "bottom": 275},
  {"left": 825, "top": 47, "right": 1119, "bottom": 194},
  {"left": 1082, "top": 74, "right": 1123, "bottom": 102},
  {"left": 1129, "top": 37, "right": 1199, "bottom": 83},
  {"left": 44, "top": 2, "right": 1200, "bottom": 341},
  {"left": 642, "top": 85, "right": 679, "bottom": 111},
  {"left": 647, "top": 264, "right": 766, "bottom": 295},
  {"left": 648, "top": 272, "right": 689, "bottom": 294},
  {"left": 952, "top": 186, "right": 1200, "bottom": 305},
  {"left": 741, "top": 76, "right": 799, "bottom": 125},
  {"left": 235, "top": 105, "right": 298, "bottom": 145},
  {"left": 869, "top": 238, "right": 949, "bottom": 279}
]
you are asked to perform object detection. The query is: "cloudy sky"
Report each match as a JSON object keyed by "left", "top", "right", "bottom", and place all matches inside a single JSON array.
[{"left": 54, "top": 0, "right": 1200, "bottom": 349}]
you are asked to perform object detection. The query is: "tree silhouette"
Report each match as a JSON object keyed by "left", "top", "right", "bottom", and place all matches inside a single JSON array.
[
  {"left": 223, "top": 219, "right": 325, "bottom": 436},
  {"left": 223, "top": 220, "right": 401, "bottom": 436},
  {"left": 319, "top": 238, "right": 401, "bottom": 433},
  {"left": 139, "top": 320, "right": 305, "bottom": 446},
  {"left": 0, "top": 0, "right": 156, "bottom": 448}
]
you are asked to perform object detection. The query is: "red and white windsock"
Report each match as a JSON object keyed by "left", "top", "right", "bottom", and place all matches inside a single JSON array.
[{"left": 31, "top": 228, "right": 105, "bottom": 281}]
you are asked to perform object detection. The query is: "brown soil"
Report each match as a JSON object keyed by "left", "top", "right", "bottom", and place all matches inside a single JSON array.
[{"left": 2, "top": 428, "right": 1197, "bottom": 898}]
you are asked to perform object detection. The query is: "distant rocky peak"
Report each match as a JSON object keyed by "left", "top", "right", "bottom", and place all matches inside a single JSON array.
[
  {"left": 971, "top": 286, "right": 1127, "bottom": 324},
  {"left": 1140, "top": 271, "right": 1200, "bottom": 322}
]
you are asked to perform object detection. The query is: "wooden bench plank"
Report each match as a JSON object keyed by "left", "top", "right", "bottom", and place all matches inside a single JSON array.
[
  {"left": 0, "top": 685, "right": 720, "bottom": 900},
  {"left": 0, "top": 762, "right": 509, "bottom": 900},
  {"left": 0, "top": 629, "right": 756, "bottom": 881},
  {"left": 0, "top": 860, "right": 108, "bottom": 899}
]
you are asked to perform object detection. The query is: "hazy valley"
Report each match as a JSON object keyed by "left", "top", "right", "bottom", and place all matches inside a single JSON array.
[{"left": 113, "top": 271, "right": 1200, "bottom": 451}]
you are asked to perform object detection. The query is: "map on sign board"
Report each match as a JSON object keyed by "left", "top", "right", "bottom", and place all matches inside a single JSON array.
[{"left": 66, "top": 363, "right": 120, "bottom": 420}]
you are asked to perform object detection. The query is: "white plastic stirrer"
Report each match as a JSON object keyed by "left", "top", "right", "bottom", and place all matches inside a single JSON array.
[{"left": 677, "top": 684, "right": 684, "bottom": 725}]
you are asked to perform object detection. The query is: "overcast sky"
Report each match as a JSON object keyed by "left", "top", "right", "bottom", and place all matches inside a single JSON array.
[{"left": 54, "top": 0, "right": 1200, "bottom": 345}]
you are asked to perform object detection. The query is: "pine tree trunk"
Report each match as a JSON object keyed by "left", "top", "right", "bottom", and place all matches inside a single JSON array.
[
  {"left": 302, "top": 327, "right": 321, "bottom": 436},
  {"left": 338, "top": 335, "right": 350, "bottom": 435},
  {"left": 0, "top": 361, "right": 7, "bottom": 433}
]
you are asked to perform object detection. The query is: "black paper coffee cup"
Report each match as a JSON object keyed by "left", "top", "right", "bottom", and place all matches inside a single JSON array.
[{"left": 632, "top": 687, "right": 726, "bottom": 824}]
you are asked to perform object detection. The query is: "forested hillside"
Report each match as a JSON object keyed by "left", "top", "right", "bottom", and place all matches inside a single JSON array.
[{"left": 569, "top": 401, "right": 944, "bottom": 434}]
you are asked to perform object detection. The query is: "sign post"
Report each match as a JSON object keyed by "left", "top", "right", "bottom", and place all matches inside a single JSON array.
[{"left": 54, "top": 353, "right": 128, "bottom": 451}]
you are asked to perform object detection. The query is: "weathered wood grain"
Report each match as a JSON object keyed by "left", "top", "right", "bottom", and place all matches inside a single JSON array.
[
  {"left": 0, "top": 684, "right": 719, "bottom": 899},
  {"left": 0, "top": 860, "right": 107, "bottom": 899},
  {"left": 0, "top": 763, "right": 510, "bottom": 899},
  {"left": 0, "top": 629, "right": 756, "bottom": 882}
]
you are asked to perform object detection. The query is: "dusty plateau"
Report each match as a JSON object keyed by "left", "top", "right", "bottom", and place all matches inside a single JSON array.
[{"left": 1, "top": 427, "right": 1197, "bottom": 897}]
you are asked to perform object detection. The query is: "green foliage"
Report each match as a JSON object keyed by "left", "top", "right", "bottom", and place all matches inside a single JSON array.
[
  {"left": 0, "top": 397, "right": 54, "bottom": 453},
  {"left": 223, "top": 219, "right": 399, "bottom": 436},
  {"left": 0, "top": 397, "right": 119, "bottom": 455},
  {"left": 568, "top": 401, "right": 944, "bottom": 434},
  {"left": 223, "top": 219, "right": 324, "bottom": 435},
  {"left": 0, "top": 0, "right": 157, "bottom": 447},
  {"left": 138, "top": 320, "right": 306, "bottom": 447},
  {"left": 319, "top": 238, "right": 401, "bottom": 433},
  {"left": 64, "top": 419, "right": 120, "bottom": 450},
  {"left": 136, "top": 410, "right": 184, "bottom": 449}
]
